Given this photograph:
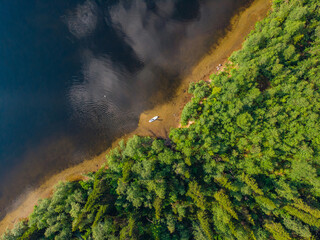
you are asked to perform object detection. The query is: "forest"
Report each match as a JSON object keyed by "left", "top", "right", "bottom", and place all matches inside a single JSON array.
[{"left": 2, "top": 0, "right": 320, "bottom": 239}]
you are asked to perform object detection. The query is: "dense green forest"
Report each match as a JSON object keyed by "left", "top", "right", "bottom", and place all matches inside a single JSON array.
[{"left": 2, "top": 0, "right": 320, "bottom": 239}]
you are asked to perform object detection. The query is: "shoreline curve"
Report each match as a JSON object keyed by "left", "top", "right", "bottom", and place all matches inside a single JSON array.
[{"left": 0, "top": 0, "right": 271, "bottom": 234}]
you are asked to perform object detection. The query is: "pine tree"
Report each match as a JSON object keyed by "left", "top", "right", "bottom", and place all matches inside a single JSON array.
[
  {"left": 240, "top": 173, "right": 263, "bottom": 195},
  {"left": 197, "top": 210, "right": 214, "bottom": 240},
  {"left": 282, "top": 214, "right": 311, "bottom": 239},
  {"left": 214, "top": 190, "right": 238, "bottom": 220},
  {"left": 283, "top": 206, "right": 320, "bottom": 228},
  {"left": 187, "top": 181, "right": 206, "bottom": 210},
  {"left": 264, "top": 221, "right": 291, "bottom": 240}
]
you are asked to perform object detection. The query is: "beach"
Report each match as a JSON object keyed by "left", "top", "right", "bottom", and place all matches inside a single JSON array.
[{"left": 0, "top": 0, "right": 271, "bottom": 234}]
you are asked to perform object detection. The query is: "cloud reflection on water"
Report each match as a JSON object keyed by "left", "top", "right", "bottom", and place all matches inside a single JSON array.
[
  {"left": 68, "top": 0, "right": 247, "bottom": 137},
  {"left": 69, "top": 50, "right": 134, "bottom": 131},
  {"left": 65, "top": 0, "right": 99, "bottom": 39}
]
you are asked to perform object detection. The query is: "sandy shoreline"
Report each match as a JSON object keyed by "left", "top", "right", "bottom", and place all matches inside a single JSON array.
[{"left": 0, "top": 0, "right": 271, "bottom": 234}]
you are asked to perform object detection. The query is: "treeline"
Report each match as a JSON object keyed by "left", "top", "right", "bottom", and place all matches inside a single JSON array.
[{"left": 2, "top": 0, "right": 320, "bottom": 239}]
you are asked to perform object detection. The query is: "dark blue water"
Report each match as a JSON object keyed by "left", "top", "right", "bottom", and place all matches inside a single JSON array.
[{"left": 0, "top": 0, "right": 250, "bottom": 217}]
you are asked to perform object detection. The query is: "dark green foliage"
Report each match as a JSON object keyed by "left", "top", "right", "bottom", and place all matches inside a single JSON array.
[{"left": 2, "top": 0, "right": 320, "bottom": 239}]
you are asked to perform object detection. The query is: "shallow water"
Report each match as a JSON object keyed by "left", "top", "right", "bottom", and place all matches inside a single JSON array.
[{"left": 0, "top": 0, "right": 250, "bottom": 217}]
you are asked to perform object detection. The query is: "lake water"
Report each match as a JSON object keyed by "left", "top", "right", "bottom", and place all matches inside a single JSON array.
[{"left": 0, "top": 0, "right": 250, "bottom": 217}]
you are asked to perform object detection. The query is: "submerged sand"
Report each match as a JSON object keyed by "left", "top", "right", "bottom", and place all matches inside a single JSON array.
[{"left": 0, "top": 0, "right": 271, "bottom": 234}]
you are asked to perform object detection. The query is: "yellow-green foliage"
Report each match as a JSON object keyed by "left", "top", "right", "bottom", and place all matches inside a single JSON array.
[
  {"left": 120, "top": 216, "right": 135, "bottom": 240},
  {"left": 214, "top": 175, "right": 238, "bottom": 192},
  {"left": 211, "top": 86, "right": 221, "bottom": 95},
  {"left": 255, "top": 196, "right": 277, "bottom": 214},
  {"left": 264, "top": 221, "right": 291, "bottom": 240},
  {"left": 228, "top": 222, "right": 251, "bottom": 240},
  {"left": 240, "top": 173, "right": 263, "bottom": 195},
  {"left": 197, "top": 211, "right": 214, "bottom": 240},
  {"left": 153, "top": 197, "right": 162, "bottom": 220},
  {"left": 293, "top": 198, "right": 320, "bottom": 219},
  {"left": 214, "top": 190, "right": 238, "bottom": 220},
  {"left": 283, "top": 206, "right": 320, "bottom": 228},
  {"left": 187, "top": 181, "right": 206, "bottom": 210}
]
